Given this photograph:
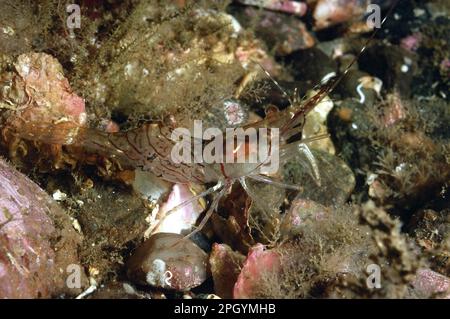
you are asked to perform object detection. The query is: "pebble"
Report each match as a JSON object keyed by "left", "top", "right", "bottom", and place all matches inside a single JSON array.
[{"left": 127, "top": 233, "right": 209, "bottom": 291}]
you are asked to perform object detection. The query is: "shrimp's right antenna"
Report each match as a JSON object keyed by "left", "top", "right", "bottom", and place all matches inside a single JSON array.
[{"left": 280, "top": 0, "right": 400, "bottom": 135}]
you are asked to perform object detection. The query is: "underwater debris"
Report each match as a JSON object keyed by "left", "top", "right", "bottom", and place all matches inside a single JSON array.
[
  {"left": 0, "top": 157, "right": 85, "bottom": 298},
  {"left": 127, "top": 233, "right": 209, "bottom": 291}
]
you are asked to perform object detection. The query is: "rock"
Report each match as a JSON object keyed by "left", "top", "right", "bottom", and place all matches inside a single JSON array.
[
  {"left": 425, "top": 2, "right": 450, "bottom": 20},
  {"left": 231, "top": 204, "right": 377, "bottom": 298},
  {"left": 302, "top": 90, "right": 335, "bottom": 154},
  {"left": 336, "top": 69, "right": 382, "bottom": 107},
  {"left": 282, "top": 47, "right": 337, "bottom": 85},
  {"left": 233, "top": 244, "right": 281, "bottom": 299},
  {"left": 328, "top": 98, "right": 376, "bottom": 172},
  {"left": 89, "top": 281, "right": 150, "bottom": 299},
  {"left": 0, "top": 157, "right": 84, "bottom": 298},
  {"left": 209, "top": 243, "right": 246, "bottom": 298},
  {"left": 234, "top": 7, "right": 314, "bottom": 55},
  {"left": 1, "top": 52, "right": 86, "bottom": 131},
  {"left": 127, "top": 233, "right": 209, "bottom": 291},
  {"left": 132, "top": 169, "right": 171, "bottom": 204},
  {"left": 131, "top": 169, "right": 198, "bottom": 239},
  {"left": 313, "top": 0, "right": 370, "bottom": 30},
  {"left": 74, "top": 3, "right": 278, "bottom": 126},
  {"left": 409, "top": 268, "right": 450, "bottom": 298},
  {"left": 235, "top": 0, "right": 307, "bottom": 16},
  {"left": 0, "top": 52, "right": 87, "bottom": 168},
  {"left": 329, "top": 95, "right": 449, "bottom": 209},
  {"left": 147, "top": 183, "right": 205, "bottom": 236},
  {"left": 283, "top": 148, "right": 356, "bottom": 206},
  {"left": 0, "top": 3, "right": 46, "bottom": 55},
  {"left": 359, "top": 43, "right": 417, "bottom": 97}
]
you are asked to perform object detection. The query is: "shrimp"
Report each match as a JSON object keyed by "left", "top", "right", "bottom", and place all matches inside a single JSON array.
[{"left": 4, "top": 2, "right": 399, "bottom": 243}]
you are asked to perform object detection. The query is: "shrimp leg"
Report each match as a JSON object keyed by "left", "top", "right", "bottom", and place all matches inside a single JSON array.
[
  {"left": 239, "top": 177, "right": 276, "bottom": 219},
  {"left": 279, "top": 135, "right": 329, "bottom": 187},
  {"left": 298, "top": 143, "right": 321, "bottom": 186},
  {"left": 170, "top": 184, "right": 228, "bottom": 247},
  {"left": 247, "top": 174, "right": 304, "bottom": 191}
]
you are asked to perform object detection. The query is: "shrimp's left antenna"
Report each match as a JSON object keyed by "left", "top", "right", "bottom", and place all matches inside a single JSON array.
[{"left": 254, "top": 61, "right": 294, "bottom": 107}]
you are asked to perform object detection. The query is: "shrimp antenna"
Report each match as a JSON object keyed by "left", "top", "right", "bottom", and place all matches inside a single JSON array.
[
  {"left": 281, "top": 0, "right": 400, "bottom": 134},
  {"left": 327, "top": 0, "right": 400, "bottom": 93},
  {"left": 253, "top": 61, "right": 294, "bottom": 107}
]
